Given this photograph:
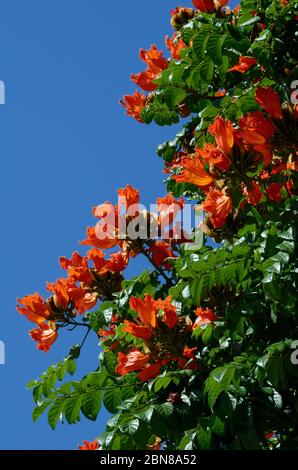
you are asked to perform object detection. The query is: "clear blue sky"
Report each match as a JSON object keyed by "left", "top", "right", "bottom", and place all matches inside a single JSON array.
[{"left": 0, "top": 0, "right": 235, "bottom": 450}]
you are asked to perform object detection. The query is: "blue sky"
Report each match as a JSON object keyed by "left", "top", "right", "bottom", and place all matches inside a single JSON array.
[
  {"left": 0, "top": 0, "right": 200, "bottom": 450},
  {"left": 0, "top": 0, "right": 238, "bottom": 450}
]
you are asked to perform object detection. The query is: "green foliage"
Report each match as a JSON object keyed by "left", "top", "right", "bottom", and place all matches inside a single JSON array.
[{"left": 27, "top": 0, "right": 298, "bottom": 451}]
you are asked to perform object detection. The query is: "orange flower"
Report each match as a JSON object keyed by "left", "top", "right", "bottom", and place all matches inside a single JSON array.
[
  {"left": 193, "top": 0, "right": 228, "bottom": 12},
  {"left": 93, "top": 201, "right": 117, "bottom": 221},
  {"left": 47, "top": 278, "right": 70, "bottom": 310},
  {"left": 118, "top": 185, "right": 140, "bottom": 210},
  {"left": 177, "top": 346, "right": 199, "bottom": 370},
  {"left": 173, "top": 154, "right": 214, "bottom": 188},
  {"left": 131, "top": 70, "right": 158, "bottom": 92},
  {"left": 131, "top": 45, "right": 168, "bottom": 91},
  {"left": 107, "top": 252, "right": 128, "bottom": 273},
  {"left": 129, "top": 295, "right": 157, "bottom": 329},
  {"left": 59, "top": 252, "right": 87, "bottom": 271},
  {"left": 75, "top": 292, "right": 98, "bottom": 315},
  {"left": 123, "top": 320, "right": 153, "bottom": 340},
  {"left": 196, "top": 144, "right": 231, "bottom": 171},
  {"left": 193, "top": 307, "right": 217, "bottom": 329},
  {"left": 115, "top": 349, "right": 150, "bottom": 375},
  {"left": 138, "top": 363, "right": 161, "bottom": 382},
  {"left": 202, "top": 189, "right": 232, "bottom": 228},
  {"left": 67, "top": 264, "right": 93, "bottom": 285},
  {"left": 238, "top": 112, "right": 276, "bottom": 144},
  {"left": 17, "top": 293, "right": 50, "bottom": 325},
  {"left": 139, "top": 45, "right": 168, "bottom": 75},
  {"left": 149, "top": 241, "right": 175, "bottom": 271},
  {"left": 81, "top": 226, "right": 118, "bottom": 250},
  {"left": 254, "top": 143, "right": 272, "bottom": 167},
  {"left": 78, "top": 439, "right": 100, "bottom": 451},
  {"left": 157, "top": 193, "right": 184, "bottom": 229},
  {"left": 87, "top": 247, "right": 106, "bottom": 272},
  {"left": 256, "top": 87, "right": 283, "bottom": 120},
  {"left": 243, "top": 182, "right": 263, "bottom": 206},
  {"left": 29, "top": 323, "right": 58, "bottom": 352},
  {"left": 267, "top": 183, "right": 283, "bottom": 202},
  {"left": 165, "top": 33, "right": 186, "bottom": 60},
  {"left": 120, "top": 90, "right": 146, "bottom": 123},
  {"left": 209, "top": 116, "right": 234, "bottom": 155},
  {"left": 228, "top": 56, "right": 257, "bottom": 73},
  {"left": 155, "top": 296, "right": 179, "bottom": 329}
]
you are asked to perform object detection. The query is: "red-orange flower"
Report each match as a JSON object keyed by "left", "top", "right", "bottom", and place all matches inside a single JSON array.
[
  {"left": 107, "top": 252, "right": 129, "bottom": 273},
  {"left": 87, "top": 247, "right": 106, "bottom": 272},
  {"left": 29, "top": 323, "right": 58, "bottom": 352},
  {"left": 93, "top": 201, "right": 117, "bottom": 221},
  {"left": 254, "top": 143, "right": 272, "bottom": 167},
  {"left": 81, "top": 226, "right": 118, "bottom": 250},
  {"left": 120, "top": 90, "right": 146, "bottom": 123},
  {"left": 78, "top": 439, "right": 100, "bottom": 451},
  {"left": 193, "top": 0, "right": 227, "bottom": 12},
  {"left": 129, "top": 295, "right": 157, "bottom": 329},
  {"left": 155, "top": 296, "right": 179, "bottom": 329},
  {"left": 173, "top": 154, "right": 214, "bottom": 188},
  {"left": 165, "top": 33, "right": 186, "bottom": 60},
  {"left": 228, "top": 56, "right": 257, "bottom": 73},
  {"left": 193, "top": 307, "right": 217, "bottom": 330},
  {"left": 75, "top": 292, "right": 97, "bottom": 315},
  {"left": 150, "top": 241, "right": 175, "bottom": 271},
  {"left": 47, "top": 278, "right": 70, "bottom": 310},
  {"left": 238, "top": 112, "right": 276, "bottom": 144},
  {"left": 139, "top": 45, "right": 168, "bottom": 75},
  {"left": 256, "top": 87, "right": 283, "bottom": 120},
  {"left": 17, "top": 293, "right": 51, "bottom": 325},
  {"left": 177, "top": 346, "right": 199, "bottom": 370},
  {"left": 196, "top": 144, "right": 231, "bottom": 172},
  {"left": 243, "top": 182, "right": 263, "bottom": 206},
  {"left": 209, "top": 116, "right": 234, "bottom": 155},
  {"left": 202, "top": 189, "right": 232, "bottom": 228},
  {"left": 59, "top": 252, "right": 87, "bottom": 271},
  {"left": 267, "top": 183, "right": 283, "bottom": 202},
  {"left": 131, "top": 45, "right": 168, "bottom": 91},
  {"left": 131, "top": 70, "right": 158, "bottom": 92},
  {"left": 118, "top": 185, "right": 140, "bottom": 210},
  {"left": 123, "top": 320, "right": 153, "bottom": 340},
  {"left": 116, "top": 349, "right": 150, "bottom": 375},
  {"left": 157, "top": 193, "right": 184, "bottom": 225},
  {"left": 138, "top": 363, "right": 161, "bottom": 382}
]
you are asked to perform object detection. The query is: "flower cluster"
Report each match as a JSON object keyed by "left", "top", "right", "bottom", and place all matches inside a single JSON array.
[
  {"left": 17, "top": 186, "right": 188, "bottom": 351},
  {"left": 168, "top": 87, "right": 297, "bottom": 238}
]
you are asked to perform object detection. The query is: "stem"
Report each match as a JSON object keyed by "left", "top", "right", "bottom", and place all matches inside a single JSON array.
[
  {"left": 141, "top": 246, "right": 173, "bottom": 287},
  {"left": 79, "top": 327, "right": 92, "bottom": 350},
  {"left": 59, "top": 320, "right": 91, "bottom": 329}
]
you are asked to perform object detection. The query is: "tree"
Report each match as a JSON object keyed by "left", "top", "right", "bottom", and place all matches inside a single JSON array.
[{"left": 18, "top": 0, "right": 298, "bottom": 450}]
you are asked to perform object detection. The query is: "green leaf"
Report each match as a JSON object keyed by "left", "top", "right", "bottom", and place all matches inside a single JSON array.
[
  {"left": 32, "top": 401, "right": 50, "bottom": 422},
  {"left": 163, "top": 87, "right": 187, "bottom": 108},
  {"left": 127, "top": 418, "right": 140, "bottom": 435},
  {"left": 155, "top": 402, "right": 174, "bottom": 418},
  {"left": 64, "top": 395, "right": 83, "bottom": 424},
  {"left": 66, "top": 359, "right": 77, "bottom": 376},
  {"left": 196, "top": 425, "right": 212, "bottom": 449},
  {"left": 154, "top": 376, "right": 172, "bottom": 392},
  {"left": 192, "top": 32, "right": 208, "bottom": 59},
  {"left": 81, "top": 390, "right": 102, "bottom": 421},
  {"left": 104, "top": 384, "right": 122, "bottom": 414},
  {"left": 47, "top": 400, "right": 66, "bottom": 430}
]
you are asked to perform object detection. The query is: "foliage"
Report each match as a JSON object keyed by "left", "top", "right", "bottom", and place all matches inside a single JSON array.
[{"left": 19, "top": 0, "right": 298, "bottom": 450}]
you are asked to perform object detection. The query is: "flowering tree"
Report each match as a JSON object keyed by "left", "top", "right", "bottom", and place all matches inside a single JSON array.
[{"left": 18, "top": 0, "right": 298, "bottom": 450}]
